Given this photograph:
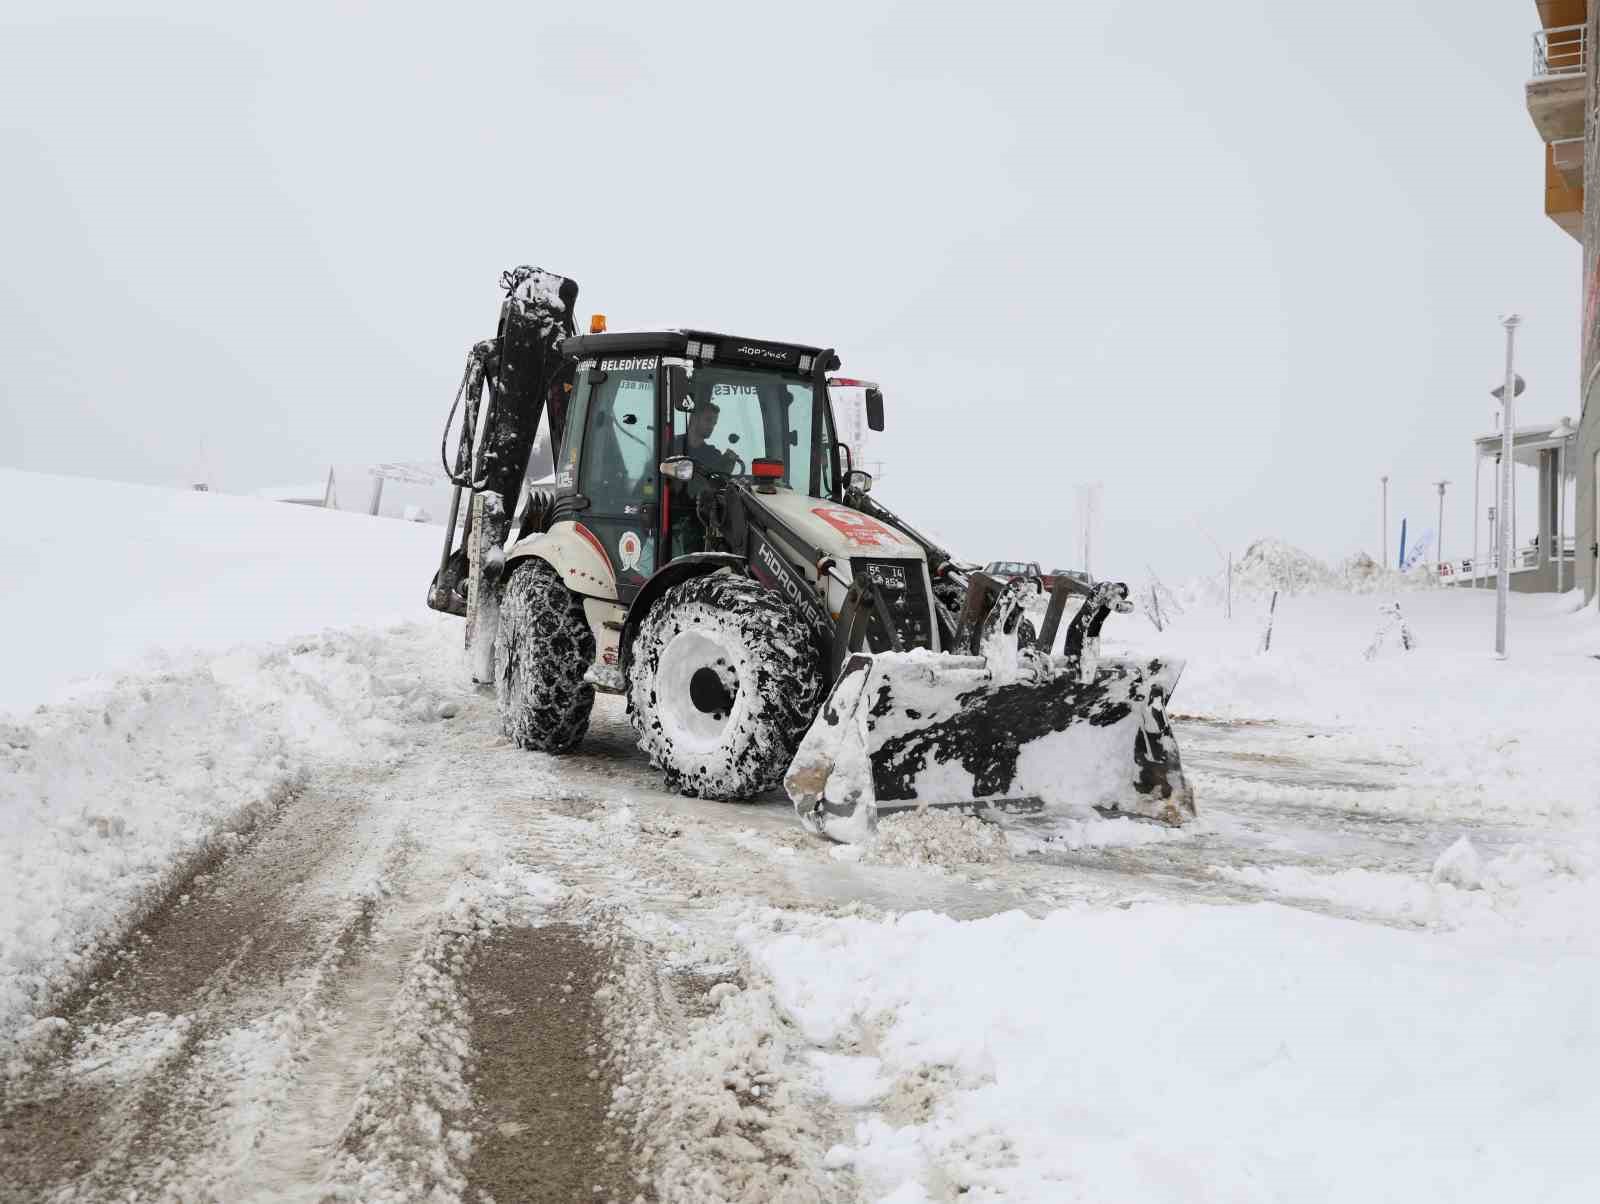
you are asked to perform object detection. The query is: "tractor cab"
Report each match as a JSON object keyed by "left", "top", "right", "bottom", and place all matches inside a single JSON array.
[{"left": 528, "top": 330, "right": 848, "bottom": 601}]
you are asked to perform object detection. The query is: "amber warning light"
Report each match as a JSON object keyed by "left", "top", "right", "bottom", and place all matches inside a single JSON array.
[{"left": 589, "top": 314, "right": 607, "bottom": 333}]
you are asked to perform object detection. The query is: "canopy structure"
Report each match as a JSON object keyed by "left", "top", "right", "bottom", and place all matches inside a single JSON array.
[
  {"left": 255, "top": 466, "right": 338, "bottom": 508},
  {"left": 1472, "top": 422, "right": 1582, "bottom": 472},
  {"left": 1461, "top": 417, "right": 1579, "bottom": 592}
]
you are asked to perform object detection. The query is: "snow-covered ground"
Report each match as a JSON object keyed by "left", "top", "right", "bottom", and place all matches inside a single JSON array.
[
  {"left": 3, "top": 474, "right": 1598, "bottom": 1202},
  {"left": 756, "top": 574, "right": 1600, "bottom": 1202},
  {"left": 0, "top": 467, "right": 443, "bottom": 710},
  {"left": 1111, "top": 575, "right": 1600, "bottom": 822},
  {"left": 1, "top": 469, "right": 449, "bottom": 1053}
]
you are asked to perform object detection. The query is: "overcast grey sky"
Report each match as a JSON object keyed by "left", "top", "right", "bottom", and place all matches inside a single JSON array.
[{"left": 0, "top": 0, "right": 1579, "bottom": 579}]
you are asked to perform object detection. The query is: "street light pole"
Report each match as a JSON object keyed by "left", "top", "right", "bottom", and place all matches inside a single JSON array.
[
  {"left": 1381, "top": 475, "right": 1389, "bottom": 570},
  {"left": 1434, "top": 480, "right": 1450, "bottom": 575},
  {"left": 1495, "top": 314, "right": 1521, "bottom": 658}
]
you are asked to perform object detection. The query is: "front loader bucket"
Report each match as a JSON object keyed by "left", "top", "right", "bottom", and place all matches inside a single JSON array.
[{"left": 785, "top": 650, "right": 1194, "bottom": 844}]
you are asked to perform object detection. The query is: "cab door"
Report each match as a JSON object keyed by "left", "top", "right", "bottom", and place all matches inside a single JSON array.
[{"left": 577, "top": 360, "right": 661, "bottom": 600}]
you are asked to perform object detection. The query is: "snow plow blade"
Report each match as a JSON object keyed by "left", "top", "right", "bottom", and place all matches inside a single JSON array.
[{"left": 785, "top": 649, "right": 1194, "bottom": 844}]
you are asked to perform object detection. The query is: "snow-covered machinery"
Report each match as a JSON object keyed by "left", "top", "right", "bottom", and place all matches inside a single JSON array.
[{"left": 428, "top": 266, "right": 1193, "bottom": 841}]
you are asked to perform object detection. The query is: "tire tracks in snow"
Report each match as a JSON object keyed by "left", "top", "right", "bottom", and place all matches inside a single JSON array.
[
  {"left": 0, "top": 763, "right": 428, "bottom": 1203},
  {"left": 1003, "top": 718, "right": 1550, "bottom": 929},
  {"left": 6, "top": 626, "right": 1562, "bottom": 1202},
  {"left": 0, "top": 663, "right": 868, "bottom": 1203},
  {"left": 461, "top": 922, "right": 637, "bottom": 1204}
]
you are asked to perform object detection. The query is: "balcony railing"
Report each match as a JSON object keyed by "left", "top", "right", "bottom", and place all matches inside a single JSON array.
[
  {"left": 1533, "top": 23, "right": 1587, "bottom": 77},
  {"left": 1442, "top": 539, "right": 1576, "bottom": 581}
]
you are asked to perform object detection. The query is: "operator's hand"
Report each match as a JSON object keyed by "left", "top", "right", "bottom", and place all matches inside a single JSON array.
[{"left": 720, "top": 449, "right": 739, "bottom": 473}]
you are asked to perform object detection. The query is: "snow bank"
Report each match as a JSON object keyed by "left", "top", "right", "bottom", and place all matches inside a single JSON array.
[
  {"left": 864, "top": 811, "right": 1006, "bottom": 868},
  {"left": 0, "top": 468, "right": 443, "bottom": 711},
  {"left": 1173, "top": 539, "right": 1438, "bottom": 610},
  {"left": 748, "top": 881, "right": 1600, "bottom": 1202},
  {"left": 1, "top": 626, "right": 462, "bottom": 1053},
  {"left": 0, "top": 469, "right": 457, "bottom": 1052}
]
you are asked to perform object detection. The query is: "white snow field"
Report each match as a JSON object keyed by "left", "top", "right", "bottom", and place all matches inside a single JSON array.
[
  {"left": 0, "top": 467, "right": 443, "bottom": 710},
  {"left": 0, "top": 470, "right": 449, "bottom": 1050},
  {"left": 2, "top": 473, "right": 1598, "bottom": 1202}
]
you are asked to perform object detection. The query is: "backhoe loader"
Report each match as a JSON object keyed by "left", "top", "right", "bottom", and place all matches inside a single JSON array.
[{"left": 428, "top": 266, "right": 1194, "bottom": 841}]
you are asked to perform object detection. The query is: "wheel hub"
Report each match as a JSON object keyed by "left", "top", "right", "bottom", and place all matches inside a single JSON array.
[
  {"left": 689, "top": 666, "right": 736, "bottom": 718},
  {"left": 653, "top": 628, "right": 743, "bottom": 751}
]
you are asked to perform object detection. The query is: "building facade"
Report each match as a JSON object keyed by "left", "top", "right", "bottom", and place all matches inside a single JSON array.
[
  {"left": 1583, "top": 4, "right": 1600, "bottom": 599},
  {"left": 1525, "top": 2, "right": 1596, "bottom": 598}
]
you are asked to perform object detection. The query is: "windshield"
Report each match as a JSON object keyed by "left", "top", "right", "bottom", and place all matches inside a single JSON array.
[{"left": 671, "top": 366, "right": 833, "bottom": 498}]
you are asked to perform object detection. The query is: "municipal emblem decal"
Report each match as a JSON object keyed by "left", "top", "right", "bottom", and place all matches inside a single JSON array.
[
  {"left": 618, "top": 530, "right": 643, "bottom": 571},
  {"left": 810, "top": 506, "right": 912, "bottom": 548}
]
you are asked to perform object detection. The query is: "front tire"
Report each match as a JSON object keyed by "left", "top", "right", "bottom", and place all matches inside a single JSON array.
[
  {"left": 495, "top": 559, "right": 595, "bottom": 752},
  {"left": 627, "top": 573, "right": 822, "bottom": 800}
]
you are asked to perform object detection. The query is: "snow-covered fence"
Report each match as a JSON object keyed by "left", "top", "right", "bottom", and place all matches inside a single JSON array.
[
  {"left": 1258, "top": 590, "right": 1279, "bottom": 654},
  {"left": 1141, "top": 570, "right": 1183, "bottom": 633},
  {"left": 1363, "top": 601, "right": 1416, "bottom": 661},
  {"left": 1144, "top": 585, "right": 1167, "bottom": 632}
]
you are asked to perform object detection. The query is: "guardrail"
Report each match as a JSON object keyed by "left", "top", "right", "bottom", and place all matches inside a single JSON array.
[{"left": 1533, "top": 24, "right": 1586, "bottom": 77}]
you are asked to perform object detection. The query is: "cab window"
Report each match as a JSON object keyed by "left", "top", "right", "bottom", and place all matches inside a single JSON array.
[
  {"left": 583, "top": 370, "right": 657, "bottom": 507},
  {"left": 579, "top": 366, "right": 660, "bottom": 591},
  {"left": 674, "top": 367, "right": 832, "bottom": 498}
]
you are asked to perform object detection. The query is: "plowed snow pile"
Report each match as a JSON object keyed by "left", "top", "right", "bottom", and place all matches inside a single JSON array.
[
  {"left": 0, "top": 469, "right": 448, "bottom": 1048},
  {"left": 863, "top": 810, "right": 1006, "bottom": 867},
  {"left": 748, "top": 854, "right": 1600, "bottom": 1202}
]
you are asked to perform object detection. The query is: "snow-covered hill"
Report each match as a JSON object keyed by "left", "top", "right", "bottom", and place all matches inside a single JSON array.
[{"left": 0, "top": 468, "right": 444, "bottom": 710}]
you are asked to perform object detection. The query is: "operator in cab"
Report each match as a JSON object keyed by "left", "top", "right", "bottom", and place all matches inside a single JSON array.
[
  {"left": 667, "top": 398, "right": 738, "bottom": 557},
  {"left": 672, "top": 399, "right": 739, "bottom": 475}
]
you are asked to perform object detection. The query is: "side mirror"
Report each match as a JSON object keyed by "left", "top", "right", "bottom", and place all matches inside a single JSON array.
[
  {"left": 660, "top": 457, "right": 695, "bottom": 482},
  {"left": 865, "top": 387, "right": 885, "bottom": 432}
]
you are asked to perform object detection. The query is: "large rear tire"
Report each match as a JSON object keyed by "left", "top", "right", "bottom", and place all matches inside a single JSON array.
[
  {"left": 627, "top": 573, "right": 822, "bottom": 800},
  {"left": 495, "top": 559, "right": 595, "bottom": 752}
]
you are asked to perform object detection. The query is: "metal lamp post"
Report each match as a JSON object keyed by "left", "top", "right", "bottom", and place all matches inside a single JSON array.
[
  {"left": 1491, "top": 314, "right": 1522, "bottom": 658},
  {"left": 1381, "top": 475, "right": 1389, "bottom": 569},
  {"left": 1434, "top": 480, "right": 1450, "bottom": 575}
]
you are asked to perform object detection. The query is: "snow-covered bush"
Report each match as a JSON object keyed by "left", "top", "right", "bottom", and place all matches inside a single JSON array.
[{"left": 1170, "top": 540, "right": 1446, "bottom": 612}]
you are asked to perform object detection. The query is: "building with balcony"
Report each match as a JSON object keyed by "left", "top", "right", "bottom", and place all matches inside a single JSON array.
[
  {"left": 1524, "top": 1, "right": 1599, "bottom": 600},
  {"left": 1528, "top": 7, "right": 1586, "bottom": 238},
  {"left": 1457, "top": 421, "right": 1579, "bottom": 591}
]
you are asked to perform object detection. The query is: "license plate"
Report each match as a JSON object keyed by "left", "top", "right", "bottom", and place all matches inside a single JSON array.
[{"left": 865, "top": 563, "right": 907, "bottom": 591}]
